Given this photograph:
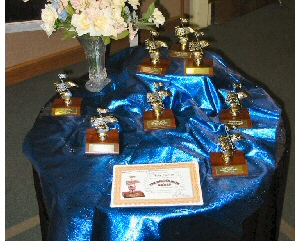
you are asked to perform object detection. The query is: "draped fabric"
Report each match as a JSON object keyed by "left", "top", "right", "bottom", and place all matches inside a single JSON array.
[{"left": 23, "top": 47, "right": 285, "bottom": 241}]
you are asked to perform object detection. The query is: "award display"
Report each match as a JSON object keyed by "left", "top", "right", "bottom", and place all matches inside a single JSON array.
[
  {"left": 143, "top": 82, "right": 176, "bottom": 130},
  {"left": 137, "top": 30, "right": 171, "bottom": 76},
  {"left": 51, "top": 74, "right": 82, "bottom": 116},
  {"left": 85, "top": 108, "right": 119, "bottom": 154},
  {"left": 111, "top": 162, "right": 203, "bottom": 207},
  {"left": 220, "top": 83, "right": 253, "bottom": 128},
  {"left": 168, "top": 18, "right": 194, "bottom": 59},
  {"left": 210, "top": 127, "right": 248, "bottom": 177},
  {"left": 184, "top": 31, "right": 214, "bottom": 76}
]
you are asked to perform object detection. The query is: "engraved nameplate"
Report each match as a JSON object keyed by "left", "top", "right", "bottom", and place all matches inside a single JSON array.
[
  {"left": 143, "top": 109, "right": 176, "bottom": 130},
  {"left": 219, "top": 109, "right": 253, "bottom": 128},
  {"left": 140, "top": 66, "right": 163, "bottom": 75},
  {"left": 54, "top": 108, "right": 78, "bottom": 115},
  {"left": 168, "top": 44, "right": 192, "bottom": 59},
  {"left": 210, "top": 151, "right": 248, "bottom": 177},
  {"left": 86, "top": 129, "right": 119, "bottom": 154},
  {"left": 147, "top": 119, "right": 172, "bottom": 128},
  {"left": 184, "top": 59, "right": 214, "bottom": 76},
  {"left": 52, "top": 97, "right": 82, "bottom": 116},
  {"left": 88, "top": 144, "right": 116, "bottom": 153},
  {"left": 137, "top": 58, "right": 171, "bottom": 76}
]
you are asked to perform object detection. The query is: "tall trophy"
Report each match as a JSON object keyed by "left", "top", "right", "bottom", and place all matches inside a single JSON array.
[
  {"left": 210, "top": 126, "right": 248, "bottom": 177},
  {"left": 85, "top": 108, "right": 119, "bottom": 154},
  {"left": 137, "top": 30, "right": 171, "bottom": 76},
  {"left": 219, "top": 83, "right": 253, "bottom": 128},
  {"left": 184, "top": 31, "right": 214, "bottom": 76},
  {"left": 168, "top": 18, "right": 194, "bottom": 59},
  {"left": 52, "top": 74, "right": 82, "bottom": 116},
  {"left": 143, "top": 82, "right": 176, "bottom": 130}
]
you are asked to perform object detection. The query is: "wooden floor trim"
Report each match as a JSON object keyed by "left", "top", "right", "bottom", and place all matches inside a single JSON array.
[{"left": 5, "top": 46, "right": 86, "bottom": 86}]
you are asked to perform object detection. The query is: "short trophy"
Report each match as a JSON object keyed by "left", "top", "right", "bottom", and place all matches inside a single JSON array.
[
  {"left": 51, "top": 74, "right": 82, "bottom": 116},
  {"left": 85, "top": 108, "right": 119, "bottom": 154},
  {"left": 122, "top": 175, "right": 145, "bottom": 198},
  {"left": 219, "top": 83, "right": 253, "bottom": 128},
  {"left": 168, "top": 18, "right": 195, "bottom": 59},
  {"left": 210, "top": 129, "right": 248, "bottom": 177},
  {"left": 184, "top": 31, "right": 214, "bottom": 76},
  {"left": 143, "top": 82, "right": 176, "bottom": 130},
  {"left": 137, "top": 30, "right": 171, "bottom": 76}
]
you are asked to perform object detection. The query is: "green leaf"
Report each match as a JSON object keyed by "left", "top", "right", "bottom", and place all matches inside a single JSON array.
[
  {"left": 116, "top": 30, "right": 130, "bottom": 40},
  {"left": 62, "top": 30, "right": 77, "bottom": 40},
  {"left": 135, "top": 22, "right": 155, "bottom": 31},
  {"left": 65, "top": 3, "right": 75, "bottom": 16},
  {"left": 142, "top": 3, "right": 155, "bottom": 21},
  {"left": 101, "top": 36, "right": 111, "bottom": 45}
]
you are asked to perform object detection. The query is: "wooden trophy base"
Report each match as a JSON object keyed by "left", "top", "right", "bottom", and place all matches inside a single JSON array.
[
  {"left": 85, "top": 129, "right": 119, "bottom": 155},
  {"left": 184, "top": 59, "right": 214, "bottom": 76},
  {"left": 210, "top": 150, "right": 248, "bottom": 177},
  {"left": 143, "top": 109, "right": 176, "bottom": 130},
  {"left": 168, "top": 44, "right": 193, "bottom": 59},
  {"left": 219, "top": 108, "right": 253, "bottom": 128},
  {"left": 52, "top": 97, "right": 82, "bottom": 116},
  {"left": 137, "top": 57, "right": 171, "bottom": 76},
  {"left": 122, "top": 191, "right": 145, "bottom": 198}
]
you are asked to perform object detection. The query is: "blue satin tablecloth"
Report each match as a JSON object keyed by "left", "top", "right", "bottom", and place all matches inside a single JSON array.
[{"left": 23, "top": 47, "right": 286, "bottom": 241}]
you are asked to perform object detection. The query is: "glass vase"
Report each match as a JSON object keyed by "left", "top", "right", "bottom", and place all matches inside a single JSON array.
[{"left": 77, "top": 36, "right": 111, "bottom": 92}]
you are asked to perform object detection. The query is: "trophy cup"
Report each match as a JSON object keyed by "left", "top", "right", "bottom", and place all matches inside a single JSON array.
[
  {"left": 143, "top": 82, "right": 176, "bottom": 130},
  {"left": 85, "top": 108, "right": 119, "bottom": 154},
  {"left": 51, "top": 74, "right": 82, "bottom": 116},
  {"left": 137, "top": 30, "right": 171, "bottom": 76},
  {"left": 168, "top": 18, "right": 195, "bottom": 59},
  {"left": 184, "top": 31, "right": 214, "bottom": 76},
  {"left": 219, "top": 83, "right": 253, "bottom": 128},
  {"left": 210, "top": 127, "right": 248, "bottom": 177}
]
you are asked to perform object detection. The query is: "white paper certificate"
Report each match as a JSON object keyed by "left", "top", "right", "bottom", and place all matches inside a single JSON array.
[{"left": 110, "top": 162, "right": 203, "bottom": 207}]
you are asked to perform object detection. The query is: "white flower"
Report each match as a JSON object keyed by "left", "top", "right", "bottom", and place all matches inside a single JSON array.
[
  {"left": 41, "top": 4, "right": 58, "bottom": 36},
  {"left": 127, "top": 0, "right": 140, "bottom": 10},
  {"left": 88, "top": 7, "right": 116, "bottom": 37},
  {"left": 71, "top": 11, "right": 91, "bottom": 36},
  {"left": 149, "top": 8, "right": 165, "bottom": 27},
  {"left": 111, "top": 0, "right": 126, "bottom": 7}
]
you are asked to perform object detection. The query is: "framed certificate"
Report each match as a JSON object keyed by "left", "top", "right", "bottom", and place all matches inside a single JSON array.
[{"left": 110, "top": 162, "right": 203, "bottom": 207}]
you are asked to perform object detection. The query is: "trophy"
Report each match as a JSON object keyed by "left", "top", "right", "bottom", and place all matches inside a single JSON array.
[
  {"left": 219, "top": 83, "right": 253, "bottom": 128},
  {"left": 184, "top": 31, "right": 214, "bottom": 76},
  {"left": 168, "top": 18, "right": 195, "bottom": 59},
  {"left": 143, "top": 82, "right": 176, "bottom": 130},
  {"left": 137, "top": 30, "right": 171, "bottom": 76},
  {"left": 51, "top": 74, "right": 82, "bottom": 116},
  {"left": 210, "top": 126, "right": 248, "bottom": 177},
  {"left": 122, "top": 175, "right": 145, "bottom": 198},
  {"left": 85, "top": 108, "right": 119, "bottom": 154}
]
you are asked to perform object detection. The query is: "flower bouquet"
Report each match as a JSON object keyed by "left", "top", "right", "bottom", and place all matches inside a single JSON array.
[{"left": 24, "top": 0, "right": 166, "bottom": 91}]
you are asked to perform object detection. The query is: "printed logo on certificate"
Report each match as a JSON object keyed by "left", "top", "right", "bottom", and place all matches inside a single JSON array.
[{"left": 110, "top": 162, "right": 203, "bottom": 207}]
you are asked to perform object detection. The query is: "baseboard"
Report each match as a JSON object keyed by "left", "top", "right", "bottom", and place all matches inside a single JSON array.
[
  {"left": 5, "top": 46, "right": 86, "bottom": 86},
  {"left": 5, "top": 17, "right": 182, "bottom": 86}
]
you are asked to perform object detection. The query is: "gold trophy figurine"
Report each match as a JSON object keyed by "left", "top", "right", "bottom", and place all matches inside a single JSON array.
[
  {"left": 137, "top": 30, "right": 171, "bottom": 76},
  {"left": 210, "top": 127, "right": 248, "bottom": 177},
  {"left": 85, "top": 108, "right": 120, "bottom": 154},
  {"left": 51, "top": 74, "right": 82, "bottom": 116},
  {"left": 219, "top": 83, "right": 253, "bottom": 128},
  {"left": 184, "top": 31, "right": 214, "bottom": 76},
  {"left": 168, "top": 18, "right": 196, "bottom": 59},
  {"left": 143, "top": 82, "right": 176, "bottom": 130}
]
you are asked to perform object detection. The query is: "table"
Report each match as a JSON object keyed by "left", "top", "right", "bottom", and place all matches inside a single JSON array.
[{"left": 23, "top": 47, "right": 288, "bottom": 241}]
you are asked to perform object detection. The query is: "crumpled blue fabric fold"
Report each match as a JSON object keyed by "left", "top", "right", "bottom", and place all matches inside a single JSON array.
[{"left": 23, "top": 46, "right": 284, "bottom": 241}]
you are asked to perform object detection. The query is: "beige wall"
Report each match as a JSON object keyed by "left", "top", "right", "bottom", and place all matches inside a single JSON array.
[{"left": 5, "top": 0, "right": 188, "bottom": 69}]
